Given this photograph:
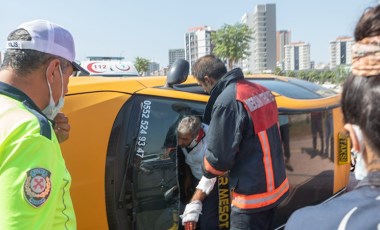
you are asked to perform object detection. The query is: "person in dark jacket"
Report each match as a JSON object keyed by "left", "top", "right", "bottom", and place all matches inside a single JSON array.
[
  {"left": 181, "top": 55, "right": 289, "bottom": 230},
  {"left": 286, "top": 5, "right": 380, "bottom": 229}
]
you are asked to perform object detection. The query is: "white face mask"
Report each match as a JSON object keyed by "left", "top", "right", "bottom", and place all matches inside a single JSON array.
[
  {"left": 351, "top": 125, "right": 367, "bottom": 180},
  {"left": 42, "top": 65, "right": 65, "bottom": 120},
  {"left": 187, "top": 128, "right": 205, "bottom": 149}
]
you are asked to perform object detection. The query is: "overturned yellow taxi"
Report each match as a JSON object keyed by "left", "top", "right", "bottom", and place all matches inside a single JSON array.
[{"left": 61, "top": 60, "right": 351, "bottom": 229}]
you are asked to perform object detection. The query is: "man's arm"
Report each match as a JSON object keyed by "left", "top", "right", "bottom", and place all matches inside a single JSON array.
[
  {"left": 181, "top": 176, "right": 216, "bottom": 229},
  {"left": 190, "top": 188, "right": 207, "bottom": 202},
  {"left": 202, "top": 104, "right": 244, "bottom": 178},
  {"left": 0, "top": 126, "right": 65, "bottom": 229},
  {"left": 181, "top": 189, "right": 207, "bottom": 230}
]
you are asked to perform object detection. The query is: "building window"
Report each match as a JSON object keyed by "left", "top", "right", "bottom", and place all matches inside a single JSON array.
[{"left": 340, "top": 42, "right": 347, "bottom": 65}]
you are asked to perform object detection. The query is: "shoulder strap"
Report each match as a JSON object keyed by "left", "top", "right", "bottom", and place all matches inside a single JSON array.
[{"left": 0, "top": 82, "right": 52, "bottom": 139}]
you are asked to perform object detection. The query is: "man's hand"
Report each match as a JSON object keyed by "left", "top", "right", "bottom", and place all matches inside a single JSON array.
[
  {"left": 161, "top": 147, "right": 175, "bottom": 159},
  {"left": 184, "top": 221, "right": 196, "bottom": 230},
  {"left": 54, "top": 112, "right": 70, "bottom": 143},
  {"left": 180, "top": 200, "right": 202, "bottom": 230}
]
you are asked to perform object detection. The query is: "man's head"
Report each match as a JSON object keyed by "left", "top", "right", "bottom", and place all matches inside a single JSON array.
[
  {"left": 1, "top": 19, "right": 78, "bottom": 118},
  {"left": 191, "top": 55, "right": 227, "bottom": 94},
  {"left": 177, "top": 116, "right": 202, "bottom": 148}
]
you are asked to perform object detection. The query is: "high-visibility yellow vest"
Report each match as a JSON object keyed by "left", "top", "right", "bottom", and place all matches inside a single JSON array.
[{"left": 0, "top": 85, "right": 76, "bottom": 230}]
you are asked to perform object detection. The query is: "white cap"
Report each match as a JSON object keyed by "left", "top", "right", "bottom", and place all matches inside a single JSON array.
[{"left": 6, "top": 19, "right": 80, "bottom": 70}]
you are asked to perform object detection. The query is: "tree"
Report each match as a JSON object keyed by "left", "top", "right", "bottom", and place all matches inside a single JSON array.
[
  {"left": 307, "top": 70, "right": 319, "bottom": 82},
  {"left": 286, "top": 70, "right": 296, "bottom": 78},
  {"left": 274, "top": 67, "right": 284, "bottom": 76},
  {"left": 298, "top": 70, "right": 308, "bottom": 80},
  {"left": 333, "top": 65, "right": 351, "bottom": 84},
  {"left": 211, "top": 23, "right": 252, "bottom": 70},
  {"left": 134, "top": 57, "right": 150, "bottom": 76}
]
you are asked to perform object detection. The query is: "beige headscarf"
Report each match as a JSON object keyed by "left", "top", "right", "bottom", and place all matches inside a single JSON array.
[{"left": 352, "top": 36, "right": 380, "bottom": 77}]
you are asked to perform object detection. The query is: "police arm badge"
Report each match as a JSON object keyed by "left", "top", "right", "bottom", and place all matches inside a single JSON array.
[{"left": 24, "top": 168, "right": 52, "bottom": 207}]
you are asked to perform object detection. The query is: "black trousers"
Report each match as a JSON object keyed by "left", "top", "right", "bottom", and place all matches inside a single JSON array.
[
  {"left": 230, "top": 208, "right": 276, "bottom": 230},
  {"left": 196, "top": 178, "right": 219, "bottom": 230}
]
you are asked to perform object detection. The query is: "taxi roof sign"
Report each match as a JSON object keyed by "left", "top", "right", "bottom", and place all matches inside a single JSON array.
[{"left": 80, "top": 60, "right": 139, "bottom": 77}]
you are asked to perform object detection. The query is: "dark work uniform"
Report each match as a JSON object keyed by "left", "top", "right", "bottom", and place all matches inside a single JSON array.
[
  {"left": 202, "top": 68, "right": 289, "bottom": 229},
  {"left": 286, "top": 171, "right": 380, "bottom": 230}
]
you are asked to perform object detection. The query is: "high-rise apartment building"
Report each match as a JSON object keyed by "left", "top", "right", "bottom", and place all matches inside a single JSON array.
[
  {"left": 284, "top": 42, "right": 311, "bottom": 71},
  {"left": 184, "top": 26, "right": 214, "bottom": 71},
  {"left": 242, "top": 4, "right": 276, "bottom": 73},
  {"left": 329, "top": 36, "right": 354, "bottom": 69},
  {"left": 240, "top": 13, "right": 252, "bottom": 72},
  {"left": 168, "top": 49, "right": 185, "bottom": 67},
  {"left": 276, "top": 30, "right": 291, "bottom": 69},
  {"left": 148, "top": 61, "right": 160, "bottom": 76}
]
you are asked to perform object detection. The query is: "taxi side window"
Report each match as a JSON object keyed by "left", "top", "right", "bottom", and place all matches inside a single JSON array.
[
  {"left": 274, "top": 109, "right": 336, "bottom": 226},
  {"left": 131, "top": 97, "right": 204, "bottom": 229}
]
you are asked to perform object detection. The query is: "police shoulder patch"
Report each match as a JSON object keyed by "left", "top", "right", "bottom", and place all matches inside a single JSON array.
[{"left": 24, "top": 168, "right": 52, "bottom": 208}]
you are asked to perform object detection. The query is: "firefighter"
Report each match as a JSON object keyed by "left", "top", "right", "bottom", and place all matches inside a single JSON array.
[{"left": 181, "top": 55, "right": 289, "bottom": 229}]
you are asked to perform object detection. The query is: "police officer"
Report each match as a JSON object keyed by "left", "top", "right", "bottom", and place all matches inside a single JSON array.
[
  {"left": 181, "top": 55, "right": 289, "bottom": 229},
  {"left": 0, "top": 19, "right": 80, "bottom": 229}
]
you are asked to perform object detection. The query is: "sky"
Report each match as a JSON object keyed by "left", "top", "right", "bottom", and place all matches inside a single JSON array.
[{"left": 0, "top": 0, "right": 379, "bottom": 67}]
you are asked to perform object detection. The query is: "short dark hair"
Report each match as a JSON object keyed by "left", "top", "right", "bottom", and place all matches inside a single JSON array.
[
  {"left": 191, "top": 55, "right": 227, "bottom": 82},
  {"left": 1, "top": 28, "right": 71, "bottom": 76}
]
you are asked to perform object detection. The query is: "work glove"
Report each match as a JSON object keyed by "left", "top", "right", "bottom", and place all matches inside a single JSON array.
[{"left": 180, "top": 200, "right": 202, "bottom": 230}]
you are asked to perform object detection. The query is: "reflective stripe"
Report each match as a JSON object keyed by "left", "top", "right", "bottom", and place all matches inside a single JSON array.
[
  {"left": 258, "top": 131, "right": 275, "bottom": 192},
  {"left": 231, "top": 178, "right": 289, "bottom": 209},
  {"left": 337, "top": 207, "right": 357, "bottom": 230},
  {"left": 204, "top": 157, "right": 225, "bottom": 176}
]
